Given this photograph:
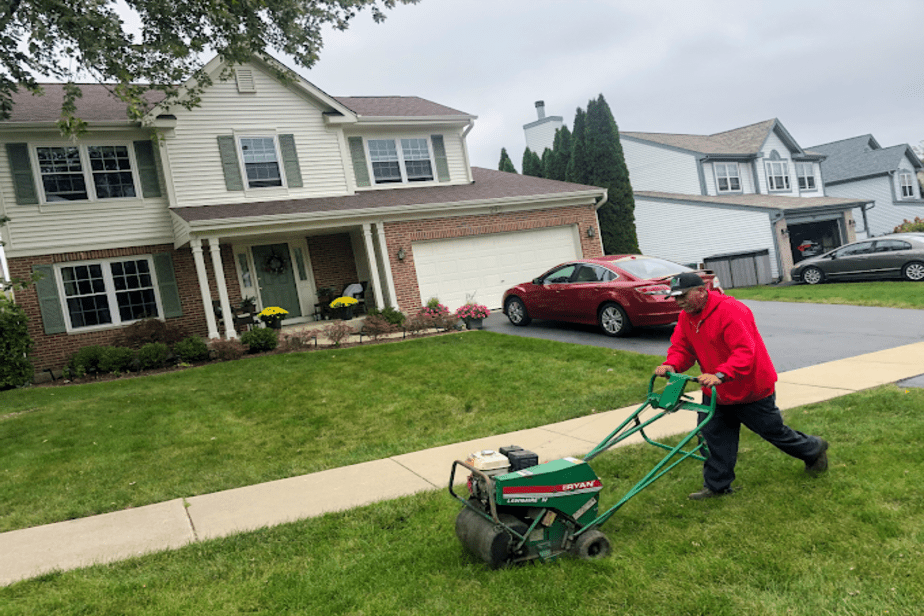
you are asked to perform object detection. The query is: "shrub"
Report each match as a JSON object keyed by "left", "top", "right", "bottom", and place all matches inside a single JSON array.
[
  {"left": 280, "top": 330, "right": 317, "bottom": 351},
  {"left": 894, "top": 217, "right": 924, "bottom": 233},
  {"left": 209, "top": 338, "right": 245, "bottom": 361},
  {"left": 174, "top": 336, "right": 210, "bottom": 363},
  {"left": 98, "top": 346, "right": 136, "bottom": 374},
  {"left": 137, "top": 342, "right": 171, "bottom": 370},
  {"left": 241, "top": 328, "right": 279, "bottom": 353},
  {"left": 0, "top": 296, "right": 34, "bottom": 389},
  {"left": 362, "top": 314, "right": 399, "bottom": 341},
  {"left": 322, "top": 321, "right": 355, "bottom": 347},
  {"left": 403, "top": 312, "right": 437, "bottom": 336},
  {"left": 117, "top": 318, "right": 189, "bottom": 349},
  {"left": 367, "top": 306, "right": 405, "bottom": 326},
  {"left": 67, "top": 345, "right": 107, "bottom": 377}
]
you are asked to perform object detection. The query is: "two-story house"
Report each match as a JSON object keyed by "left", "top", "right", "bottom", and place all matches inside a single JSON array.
[
  {"left": 0, "top": 54, "right": 607, "bottom": 373},
  {"left": 620, "top": 119, "right": 872, "bottom": 281},
  {"left": 808, "top": 135, "right": 924, "bottom": 238}
]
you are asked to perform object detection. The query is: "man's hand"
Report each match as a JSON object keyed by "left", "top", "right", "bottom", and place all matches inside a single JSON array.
[
  {"left": 698, "top": 373, "right": 722, "bottom": 388},
  {"left": 654, "top": 364, "right": 676, "bottom": 377}
]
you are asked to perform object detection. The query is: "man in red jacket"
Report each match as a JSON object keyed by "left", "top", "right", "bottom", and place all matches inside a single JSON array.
[{"left": 654, "top": 273, "right": 828, "bottom": 500}]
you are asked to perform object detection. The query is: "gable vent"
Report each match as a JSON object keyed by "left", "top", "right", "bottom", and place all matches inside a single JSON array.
[{"left": 235, "top": 69, "right": 256, "bottom": 93}]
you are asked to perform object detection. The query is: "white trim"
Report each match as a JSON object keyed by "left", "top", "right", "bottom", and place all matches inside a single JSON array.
[
  {"left": 53, "top": 254, "right": 163, "bottom": 333},
  {"left": 900, "top": 170, "right": 915, "bottom": 198},
  {"left": 233, "top": 132, "right": 288, "bottom": 192},
  {"left": 714, "top": 162, "right": 741, "bottom": 193},
  {"left": 765, "top": 160, "right": 791, "bottom": 192}
]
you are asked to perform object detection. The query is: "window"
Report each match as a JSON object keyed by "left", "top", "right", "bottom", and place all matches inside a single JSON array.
[
  {"left": 874, "top": 240, "right": 911, "bottom": 252},
  {"left": 35, "top": 144, "right": 138, "bottom": 202},
  {"left": 766, "top": 160, "right": 790, "bottom": 191},
  {"left": 542, "top": 264, "right": 578, "bottom": 284},
  {"left": 57, "top": 257, "right": 160, "bottom": 330},
  {"left": 835, "top": 241, "right": 874, "bottom": 258},
  {"left": 239, "top": 137, "right": 282, "bottom": 188},
  {"left": 367, "top": 138, "right": 434, "bottom": 184},
  {"left": 714, "top": 163, "right": 741, "bottom": 192},
  {"left": 900, "top": 171, "right": 915, "bottom": 198},
  {"left": 796, "top": 162, "right": 816, "bottom": 190}
]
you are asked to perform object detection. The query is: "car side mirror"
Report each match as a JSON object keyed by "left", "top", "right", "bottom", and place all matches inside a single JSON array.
[{"left": 533, "top": 277, "right": 543, "bottom": 285}]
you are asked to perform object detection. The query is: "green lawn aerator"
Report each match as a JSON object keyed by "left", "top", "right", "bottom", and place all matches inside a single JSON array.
[{"left": 449, "top": 372, "right": 716, "bottom": 568}]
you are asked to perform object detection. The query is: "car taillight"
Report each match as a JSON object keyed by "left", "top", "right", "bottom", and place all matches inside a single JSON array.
[{"left": 637, "top": 285, "right": 671, "bottom": 296}]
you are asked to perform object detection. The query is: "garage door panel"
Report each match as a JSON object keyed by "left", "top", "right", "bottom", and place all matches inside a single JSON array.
[{"left": 413, "top": 226, "right": 580, "bottom": 311}]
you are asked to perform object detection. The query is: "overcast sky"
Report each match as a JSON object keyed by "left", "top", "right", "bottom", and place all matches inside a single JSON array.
[{"left": 293, "top": 0, "right": 924, "bottom": 170}]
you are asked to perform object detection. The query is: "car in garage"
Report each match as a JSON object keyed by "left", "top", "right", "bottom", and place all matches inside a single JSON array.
[
  {"left": 501, "top": 255, "right": 722, "bottom": 337},
  {"left": 790, "top": 235, "right": 924, "bottom": 285}
]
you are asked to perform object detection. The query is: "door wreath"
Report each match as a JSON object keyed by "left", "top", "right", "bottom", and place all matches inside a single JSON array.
[{"left": 263, "top": 251, "right": 287, "bottom": 275}]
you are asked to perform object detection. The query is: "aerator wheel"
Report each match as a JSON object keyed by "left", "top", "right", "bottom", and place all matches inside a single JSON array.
[{"left": 573, "top": 529, "right": 611, "bottom": 560}]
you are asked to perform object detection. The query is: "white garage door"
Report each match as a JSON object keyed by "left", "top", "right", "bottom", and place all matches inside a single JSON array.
[{"left": 413, "top": 226, "right": 581, "bottom": 311}]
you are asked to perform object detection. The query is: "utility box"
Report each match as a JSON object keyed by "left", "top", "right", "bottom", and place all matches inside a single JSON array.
[{"left": 704, "top": 249, "right": 773, "bottom": 289}]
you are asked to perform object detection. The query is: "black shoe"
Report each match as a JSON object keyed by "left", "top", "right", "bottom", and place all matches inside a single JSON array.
[
  {"left": 688, "top": 487, "right": 732, "bottom": 501},
  {"left": 805, "top": 439, "right": 829, "bottom": 475}
]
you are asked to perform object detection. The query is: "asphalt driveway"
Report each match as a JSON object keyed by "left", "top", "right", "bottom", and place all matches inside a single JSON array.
[{"left": 483, "top": 300, "right": 924, "bottom": 373}]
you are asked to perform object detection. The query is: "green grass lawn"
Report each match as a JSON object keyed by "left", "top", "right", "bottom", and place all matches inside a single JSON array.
[
  {"left": 0, "top": 332, "right": 664, "bottom": 533},
  {"left": 728, "top": 280, "right": 924, "bottom": 309},
  {"left": 2, "top": 385, "right": 922, "bottom": 615}
]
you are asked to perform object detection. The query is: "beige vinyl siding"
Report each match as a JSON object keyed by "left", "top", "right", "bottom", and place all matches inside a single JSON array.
[
  {"left": 635, "top": 197, "right": 779, "bottom": 278},
  {"left": 0, "top": 129, "right": 173, "bottom": 258},
  {"left": 622, "top": 139, "right": 701, "bottom": 194},
  {"left": 826, "top": 176, "right": 924, "bottom": 238},
  {"left": 165, "top": 62, "right": 349, "bottom": 207}
]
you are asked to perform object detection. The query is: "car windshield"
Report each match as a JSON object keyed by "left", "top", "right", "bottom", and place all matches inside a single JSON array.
[{"left": 614, "top": 257, "right": 693, "bottom": 280}]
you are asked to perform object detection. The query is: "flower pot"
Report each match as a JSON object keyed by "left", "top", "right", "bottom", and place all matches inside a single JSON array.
[
  {"left": 265, "top": 318, "right": 283, "bottom": 330},
  {"left": 335, "top": 306, "right": 354, "bottom": 320},
  {"left": 464, "top": 317, "right": 483, "bottom": 330}
]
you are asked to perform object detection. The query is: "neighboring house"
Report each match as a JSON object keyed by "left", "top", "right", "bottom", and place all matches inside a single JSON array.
[
  {"left": 523, "top": 101, "right": 563, "bottom": 156},
  {"left": 808, "top": 135, "right": 924, "bottom": 238},
  {"left": 621, "top": 119, "right": 872, "bottom": 282},
  {"left": 0, "top": 54, "right": 606, "bottom": 373}
]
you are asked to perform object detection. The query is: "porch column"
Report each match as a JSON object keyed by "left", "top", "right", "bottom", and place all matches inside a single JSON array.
[
  {"left": 376, "top": 222, "right": 399, "bottom": 309},
  {"left": 362, "top": 223, "right": 386, "bottom": 310},
  {"left": 191, "top": 238, "right": 220, "bottom": 339},
  {"left": 208, "top": 236, "right": 237, "bottom": 339}
]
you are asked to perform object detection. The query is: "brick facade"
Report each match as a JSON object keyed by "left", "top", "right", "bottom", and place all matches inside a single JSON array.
[
  {"left": 383, "top": 204, "right": 602, "bottom": 311},
  {"left": 306, "top": 233, "right": 358, "bottom": 295}
]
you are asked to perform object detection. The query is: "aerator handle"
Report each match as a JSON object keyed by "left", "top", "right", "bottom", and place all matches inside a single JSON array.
[
  {"left": 449, "top": 459, "right": 500, "bottom": 523},
  {"left": 648, "top": 371, "right": 716, "bottom": 412}
]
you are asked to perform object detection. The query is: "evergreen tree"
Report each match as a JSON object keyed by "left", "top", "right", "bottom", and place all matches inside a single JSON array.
[
  {"left": 566, "top": 107, "right": 589, "bottom": 185},
  {"left": 545, "top": 126, "right": 572, "bottom": 182},
  {"left": 540, "top": 148, "right": 553, "bottom": 180},
  {"left": 522, "top": 147, "right": 543, "bottom": 178},
  {"left": 498, "top": 148, "right": 517, "bottom": 173},
  {"left": 583, "top": 94, "right": 640, "bottom": 254}
]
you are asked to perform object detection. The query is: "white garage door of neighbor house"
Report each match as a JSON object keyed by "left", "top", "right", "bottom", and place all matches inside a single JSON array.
[{"left": 413, "top": 226, "right": 581, "bottom": 311}]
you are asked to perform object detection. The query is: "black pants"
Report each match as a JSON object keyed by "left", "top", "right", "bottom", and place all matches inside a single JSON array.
[{"left": 698, "top": 393, "right": 824, "bottom": 492}]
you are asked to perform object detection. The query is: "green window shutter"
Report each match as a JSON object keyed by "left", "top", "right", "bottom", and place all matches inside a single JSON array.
[
  {"left": 431, "top": 135, "right": 450, "bottom": 182},
  {"left": 133, "top": 140, "right": 162, "bottom": 198},
  {"left": 6, "top": 143, "right": 38, "bottom": 205},
  {"left": 217, "top": 135, "right": 244, "bottom": 191},
  {"left": 32, "top": 264, "right": 67, "bottom": 334},
  {"left": 348, "top": 136, "right": 371, "bottom": 188},
  {"left": 153, "top": 252, "right": 183, "bottom": 318},
  {"left": 278, "top": 134, "right": 303, "bottom": 188}
]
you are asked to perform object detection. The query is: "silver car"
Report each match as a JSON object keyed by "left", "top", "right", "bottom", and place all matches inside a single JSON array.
[{"left": 791, "top": 235, "right": 924, "bottom": 284}]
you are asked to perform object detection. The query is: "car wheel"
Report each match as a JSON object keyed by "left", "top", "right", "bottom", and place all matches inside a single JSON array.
[
  {"left": 505, "top": 297, "right": 531, "bottom": 326},
  {"left": 802, "top": 266, "right": 825, "bottom": 285},
  {"left": 902, "top": 261, "right": 924, "bottom": 281},
  {"left": 599, "top": 302, "right": 633, "bottom": 337}
]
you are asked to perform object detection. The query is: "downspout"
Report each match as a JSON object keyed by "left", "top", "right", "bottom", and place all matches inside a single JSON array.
[
  {"left": 770, "top": 211, "right": 786, "bottom": 282},
  {"left": 592, "top": 191, "right": 609, "bottom": 254},
  {"left": 461, "top": 120, "right": 475, "bottom": 183}
]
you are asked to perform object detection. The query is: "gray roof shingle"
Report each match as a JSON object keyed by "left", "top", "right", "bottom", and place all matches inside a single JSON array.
[
  {"left": 808, "top": 135, "right": 921, "bottom": 184},
  {"left": 623, "top": 119, "right": 779, "bottom": 155},
  {"left": 173, "top": 167, "right": 604, "bottom": 224}
]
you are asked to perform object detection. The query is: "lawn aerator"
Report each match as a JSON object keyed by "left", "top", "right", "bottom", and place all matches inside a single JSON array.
[{"left": 449, "top": 372, "right": 716, "bottom": 568}]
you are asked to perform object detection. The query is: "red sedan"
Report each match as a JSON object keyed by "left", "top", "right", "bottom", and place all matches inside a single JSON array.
[{"left": 502, "top": 255, "right": 722, "bottom": 337}]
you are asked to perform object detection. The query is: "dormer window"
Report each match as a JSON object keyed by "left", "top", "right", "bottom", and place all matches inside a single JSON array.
[
  {"left": 367, "top": 138, "right": 434, "bottom": 184},
  {"left": 714, "top": 162, "right": 741, "bottom": 192},
  {"left": 900, "top": 171, "right": 915, "bottom": 198},
  {"left": 796, "top": 162, "right": 816, "bottom": 190},
  {"left": 766, "top": 160, "right": 791, "bottom": 191}
]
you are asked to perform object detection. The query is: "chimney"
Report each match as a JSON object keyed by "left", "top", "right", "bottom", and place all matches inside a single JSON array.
[{"left": 535, "top": 100, "right": 545, "bottom": 120}]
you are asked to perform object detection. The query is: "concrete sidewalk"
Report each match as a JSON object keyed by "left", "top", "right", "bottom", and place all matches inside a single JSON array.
[{"left": 4, "top": 341, "right": 924, "bottom": 586}]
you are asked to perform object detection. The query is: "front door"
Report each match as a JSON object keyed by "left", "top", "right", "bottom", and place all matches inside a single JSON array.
[{"left": 252, "top": 243, "right": 302, "bottom": 318}]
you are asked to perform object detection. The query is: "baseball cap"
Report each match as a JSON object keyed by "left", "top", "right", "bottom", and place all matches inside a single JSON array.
[{"left": 668, "top": 272, "right": 705, "bottom": 297}]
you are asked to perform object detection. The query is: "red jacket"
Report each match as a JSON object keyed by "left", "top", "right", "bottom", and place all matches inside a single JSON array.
[{"left": 664, "top": 291, "right": 777, "bottom": 404}]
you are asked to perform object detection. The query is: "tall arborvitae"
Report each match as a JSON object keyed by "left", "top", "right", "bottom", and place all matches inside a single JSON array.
[
  {"left": 522, "top": 147, "right": 543, "bottom": 177},
  {"left": 498, "top": 147, "right": 517, "bottom": 173},
  {"left": 566, "top": 107, "right": 589, "bottom": 185},
  {"left": 545, "top": 126, "right": 572, "bottom": 181},
  {"left": 583, "top": 94, "right": 640, "bottom": 254},
  {"left": 540, "top": 148, "right": 553, "bottom": 180}
]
